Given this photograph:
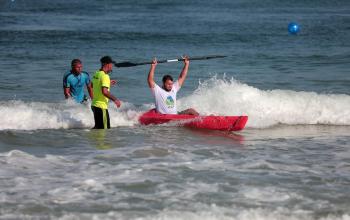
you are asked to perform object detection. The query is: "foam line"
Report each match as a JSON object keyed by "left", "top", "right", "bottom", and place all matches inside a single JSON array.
[{"left": 1, "top": 76, "right": 349, "bottom": 130}]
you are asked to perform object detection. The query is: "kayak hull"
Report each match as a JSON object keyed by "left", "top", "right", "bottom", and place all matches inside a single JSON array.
[{"left": 139, "top": 109, "right": 248, "bottom": 131}]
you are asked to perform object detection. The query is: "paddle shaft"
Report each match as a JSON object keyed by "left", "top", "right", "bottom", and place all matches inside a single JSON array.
[{"left": 114, "top": 55, "right": 226, "bottom": 68}]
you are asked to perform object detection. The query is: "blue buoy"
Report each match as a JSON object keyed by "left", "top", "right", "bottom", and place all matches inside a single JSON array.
[{"left": 288, "top": 22, "right": 300, "bottom": 35}]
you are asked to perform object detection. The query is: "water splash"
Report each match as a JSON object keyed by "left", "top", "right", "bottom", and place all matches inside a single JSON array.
[
  {"left": 1, "top": 76, "right": 349, "bottom": 130},
  {"left": 179, "top": 75, "right": 350, "bottom": 128}
]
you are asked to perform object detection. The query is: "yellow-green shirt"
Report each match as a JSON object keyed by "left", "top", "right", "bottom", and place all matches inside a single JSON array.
[{"left": 92, "top": 70, "right": 110, "bottom": 109}]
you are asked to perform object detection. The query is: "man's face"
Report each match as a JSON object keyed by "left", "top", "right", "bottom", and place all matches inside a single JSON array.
[
  {"left": 72, "top": 63, "right": 82, "bottom": 74},
  {"left": 106, "top": 63, "right": 113, "bottom": 74},
  {"left": 163, "top": 79, "right": 173, "bottom": 92}
]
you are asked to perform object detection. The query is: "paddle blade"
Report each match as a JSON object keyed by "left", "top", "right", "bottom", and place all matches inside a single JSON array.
[
  {"left": 186, "top": 55, "right": 227, "bottom": 61},
  {"left": 114, "top": 62, "right": 138, "bottom": 68}
]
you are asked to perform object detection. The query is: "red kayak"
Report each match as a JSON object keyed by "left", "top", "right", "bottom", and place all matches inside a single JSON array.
[{"left": 139, "top": 109, "right": 248, "bottom": 131}]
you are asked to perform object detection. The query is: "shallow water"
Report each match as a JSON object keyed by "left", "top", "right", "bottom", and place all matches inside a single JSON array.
[{"left": 0, "top": 126, "right": 349, "bottom": 219}]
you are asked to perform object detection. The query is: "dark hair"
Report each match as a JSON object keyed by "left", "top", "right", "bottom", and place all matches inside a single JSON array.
[
  {"left": 100, "top": 56, "right": 114, "bottom": 65},
  {"left": 71, "top": 59, "right": 82, "bottom": 67},
  {"left": 162, "top": 75, "right": 173, "bottom": 84}
]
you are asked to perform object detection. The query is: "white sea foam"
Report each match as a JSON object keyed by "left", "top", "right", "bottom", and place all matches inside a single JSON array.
[
  {"left": 0, "top": 150, "right": 349, "bottom": 220},
  {"left": 1, "top": 77, "right": 349, "bottom": 130},
  {"left": 179, "top": 76, "right": 350, "bottom": 128},
  {"left": 0, "top": 100, "right": 141, "bottom": 130},
  {"left": 241, "top": 186, "right": 301, "bottom": 202}
]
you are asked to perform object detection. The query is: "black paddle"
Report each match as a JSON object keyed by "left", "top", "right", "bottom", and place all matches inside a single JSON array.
[{"left": 113, "top": 55, "right": 227, "bottom": 68}]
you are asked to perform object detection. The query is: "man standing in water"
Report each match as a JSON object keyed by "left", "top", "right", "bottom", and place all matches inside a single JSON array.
[
  {"left": 147, "top": 56, "right": 199, "bottom": 115},
  {"left": 91, "top": 56, "right": 121, "bottom": 129},
  {"left": 63, "top": 59, "right": 93, "bottom": 103}
]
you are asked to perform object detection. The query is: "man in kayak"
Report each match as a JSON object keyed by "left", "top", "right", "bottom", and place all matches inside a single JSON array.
[
  {"left": 147, "top": 56, "right": 199, "bottom": 115},
  {"left": 63, "top": 59, "right": 93, "bottom": 103},
  {"left": 91, "top": 56, "right": 122, "bottom": 129}
]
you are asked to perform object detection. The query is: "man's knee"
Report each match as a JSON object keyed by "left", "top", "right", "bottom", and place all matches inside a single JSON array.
[
  {"left": 180, "top": 108, "right": 199, "bottom": 116},
  {"left": 189, "top": 108, "right": 199, "bottom": 116}
]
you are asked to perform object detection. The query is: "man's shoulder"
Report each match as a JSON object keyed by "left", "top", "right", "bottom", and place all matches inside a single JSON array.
[
  {"left": 101, "top": 72, "right": 110, "bottom": 79},
  {"left": 93, "top": 70, "right": 104, "bottom": 77},
  {"left": 153, "top": 83, "right": 161, "bottom": 91},
  {"left": 173, "top": 80, "right": 180, "bottom": 91},
  {"left": 65, "top": 72, "right": 75, "bottom": 81},
  {"left": 81, "top": 71, "right": 91, "bottom": 80},
  {"left": 63, "top": 71, "right": 72, "bottom": 79},
  {"left": 92, "top": 70, "right": 101, "bottom": 78},
  {"left": 81, "top": 71, "right": 90, "bottom": 77},
  {"left": 92, "top": 70, "right": 110, "bottom": 83}
]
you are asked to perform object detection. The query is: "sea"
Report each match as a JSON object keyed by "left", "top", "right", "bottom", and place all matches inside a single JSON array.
[{"left": 0, "top": 0, "right": 349, "bottom": 219}]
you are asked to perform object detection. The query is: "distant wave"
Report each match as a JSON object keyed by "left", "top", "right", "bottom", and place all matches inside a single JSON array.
[{"left": 1, "top": 76, "right": 350, "bottom": 131}]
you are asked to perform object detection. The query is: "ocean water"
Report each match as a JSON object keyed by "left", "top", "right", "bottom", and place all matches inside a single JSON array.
[{"left": 0, "top": 0, "right": 350, "bottom": 219}]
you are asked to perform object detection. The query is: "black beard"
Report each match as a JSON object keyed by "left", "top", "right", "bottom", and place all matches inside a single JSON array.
[{"left": 163, "top": 87, "right": 171, "bottom": 92}]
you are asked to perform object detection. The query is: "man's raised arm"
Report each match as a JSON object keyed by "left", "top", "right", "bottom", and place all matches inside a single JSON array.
[
  {"left": 178, "top": 55, "right": 190, "bottom": 87},
  {"left": 148, "top": 58, "right": 157, "bottom": 88}
]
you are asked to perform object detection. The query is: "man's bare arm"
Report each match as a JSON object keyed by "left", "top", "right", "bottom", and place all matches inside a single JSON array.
[
  {"left": 87, "top": 83, "right": 93, "bottom": 99},
  {"left": 102, "top": 87, "right": 121, "bottom": 108},
  {"left": 64, "top": 87, "right": 71, "bottom": 99},
  {"left": 148, "top": 58, "right": 157, "bottom": 88},
  {"left": 178, "top": 56, "right": 190, "bottom": 87}
]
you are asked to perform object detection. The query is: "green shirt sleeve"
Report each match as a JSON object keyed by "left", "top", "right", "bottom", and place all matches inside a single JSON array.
[{"left": 101, "top": 74, "right": 110, "bottom": 88}]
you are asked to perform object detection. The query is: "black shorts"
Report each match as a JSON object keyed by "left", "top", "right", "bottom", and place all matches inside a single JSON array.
[{"left": 91, "top": 106, "right": 110, "bottom": 129}]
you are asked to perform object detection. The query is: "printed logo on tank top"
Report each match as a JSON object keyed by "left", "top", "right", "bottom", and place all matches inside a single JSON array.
[{"left": 165, "top": 96, "right": 174, "bottom": 108}]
